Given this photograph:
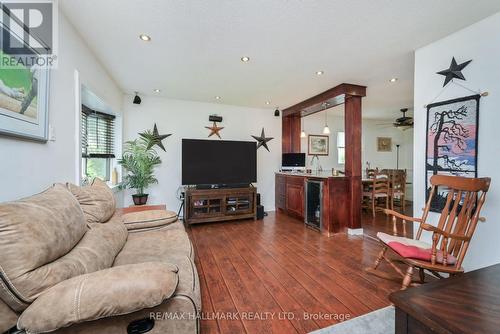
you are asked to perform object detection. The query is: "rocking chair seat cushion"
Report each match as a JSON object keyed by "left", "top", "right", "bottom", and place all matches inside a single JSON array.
[{"left": 377, "top": 232, "right": 456, "bottom": 265}]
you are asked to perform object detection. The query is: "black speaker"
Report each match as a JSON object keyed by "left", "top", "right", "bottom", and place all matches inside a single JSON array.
[
  {"left": 209, "top": 115, "right": 223, "bottom": 122},
  {"left": 256, "top": 193, "right": 261, "bottom": 206},
  {"left": 256, "top": 205, "right": 264, "bottom": 220}
]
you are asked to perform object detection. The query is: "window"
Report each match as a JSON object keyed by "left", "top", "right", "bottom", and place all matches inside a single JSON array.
[
  {"left": 337, "top": 132, "right": 345, "bottom": 164},
  {"left": 81, "top": 105, "right": 115, "bottom": 181}
]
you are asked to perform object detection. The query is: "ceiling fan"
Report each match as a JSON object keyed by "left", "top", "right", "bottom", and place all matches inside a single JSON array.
[{"left": 377, "top": 108, "right": 414, "bottom": 130}]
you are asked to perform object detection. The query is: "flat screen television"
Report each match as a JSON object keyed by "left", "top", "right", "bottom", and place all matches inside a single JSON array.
[
  {"left": 182, "top": 139, "right": 257, "bottom": 186},
  {"left": 282, "top": 153, "right": 306, "bottom": 167}
]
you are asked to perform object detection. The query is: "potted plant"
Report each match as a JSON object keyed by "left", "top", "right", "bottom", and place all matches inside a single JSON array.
[{"left": 119, "top": 138, "right": 161, "bottom": 205}]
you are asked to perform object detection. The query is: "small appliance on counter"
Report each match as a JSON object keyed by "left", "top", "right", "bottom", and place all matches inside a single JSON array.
[{"left": 281, "top": 153, "right": 306, "bottom": 172}]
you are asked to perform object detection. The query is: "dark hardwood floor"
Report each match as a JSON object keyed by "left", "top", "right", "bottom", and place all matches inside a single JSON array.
[
  {"left": 362, "top": 202, "right": 414, "bottom": 240},
  {"left": 188, "top": 209, "right": 413, "bottom": 334}
]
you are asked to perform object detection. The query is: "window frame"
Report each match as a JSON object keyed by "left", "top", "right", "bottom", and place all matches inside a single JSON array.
[{"left": 81, "top": 104, "right": 116, "bottom": 182}]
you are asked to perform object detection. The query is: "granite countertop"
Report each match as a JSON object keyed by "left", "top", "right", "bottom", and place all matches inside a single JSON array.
[{"left": 275, "top": 171, "right": 346, "bottom": 179}]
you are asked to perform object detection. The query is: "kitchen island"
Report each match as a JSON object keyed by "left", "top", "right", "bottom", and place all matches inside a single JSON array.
[{"left": 275, "top": 172, "right": 353, "bottom": 235}]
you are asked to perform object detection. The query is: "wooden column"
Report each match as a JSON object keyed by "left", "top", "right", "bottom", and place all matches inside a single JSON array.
[
  {"left": 282, "top": 115, "right": 301, "bottom": 153},
  {"left": 344, "top": 96, "right": 362, "bottom": 229},
  {"left": 281, "top": 83, "right": 366, "bottom": 233}
]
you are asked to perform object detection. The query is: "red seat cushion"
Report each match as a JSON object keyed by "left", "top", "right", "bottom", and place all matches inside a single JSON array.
[{"left": 387, "top": 241, "right": 457, "bottom": 265}]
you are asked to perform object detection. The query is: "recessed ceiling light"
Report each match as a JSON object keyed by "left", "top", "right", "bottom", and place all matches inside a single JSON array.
[
  {"left": 240, "top": 56, "right": 250, "bottom": 62},
  {"left": 316, "top": 71, "right": 324, "bottom": 76},
  {"left": 265, "top": 101, "right": 270, "bottom": 105},
  {"left": 215, "top": 96, "right": 221, "bottom": 100},
  {"left": 390, "top": 78, "right": 398, "bottom": 82},
  {"left": 139, "top": 34, "right": 151, "bottom": 41},
  {"left": 153, "top": 89, "right": 161, "bottom": 93}
]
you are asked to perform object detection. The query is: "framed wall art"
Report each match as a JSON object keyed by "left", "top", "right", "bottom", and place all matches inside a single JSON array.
[
  {"left": 425, "top": 94, "right": 480, "bottom": 212},
  {"left": 377, "top": 137, "right": 392, "bottom": 152},
  {"left": 308, "top": 135, "right": 329, "bottom": 156},
  {"left": 0, "top": 19, "right": 50, "bottom": 141}
]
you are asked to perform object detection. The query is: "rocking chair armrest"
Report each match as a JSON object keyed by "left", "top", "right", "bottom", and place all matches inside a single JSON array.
[
  {"left": 420, "top": 223, "right": 471, "bottom": 241},
  {"left": 383, "top": 209, "right": 423, "bottom": 223}
]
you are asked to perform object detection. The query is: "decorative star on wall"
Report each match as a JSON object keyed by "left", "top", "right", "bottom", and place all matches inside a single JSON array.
[
  {"left": 251, "top": 128, "right": 274, "bottom": 152},
  {"left": 139, "top": 123, "right": 171, "bottom": 151},
  {"left": 205, "top": 121, "right": 224, "bottom": 139},
  {"left": 436, "top": 57, "right": 472, "bottom": 87}
]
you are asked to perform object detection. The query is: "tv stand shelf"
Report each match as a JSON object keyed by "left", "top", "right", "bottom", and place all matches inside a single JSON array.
[{"left": 184, "top": 187, "right": 257, "bottom": 224}]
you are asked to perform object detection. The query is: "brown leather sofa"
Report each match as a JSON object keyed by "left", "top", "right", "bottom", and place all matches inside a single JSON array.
[{"left": 0, "top": 179, "right": 200, "bottom": 334}]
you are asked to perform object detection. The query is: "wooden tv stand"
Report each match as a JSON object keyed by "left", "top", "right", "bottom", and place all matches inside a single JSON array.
[{"left": 184, "top": 186, "right": 257, "bottom": 225}]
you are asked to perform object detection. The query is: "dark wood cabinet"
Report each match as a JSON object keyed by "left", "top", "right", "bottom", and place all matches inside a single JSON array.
[
  {"left": 184, "top": 187, "right": 256, "bottom": 225},
  {"left": 275, "top": 173, "right": 350, "bottom": 235},
  {"left": 275, "top": 174, "right": 286, "bottom": 210},
  {"left": 276, "top": 174, "right": 304, "bottom": 219},
  {"left": 285, "top": 178, "right": 304, "bottom": 218}
]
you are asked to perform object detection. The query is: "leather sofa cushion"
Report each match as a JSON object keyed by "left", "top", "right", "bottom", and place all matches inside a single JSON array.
[
  {"left": 122, "top": 209, "right": 178, "bottom": 231},
  {"left": 114, "top": 254, "right": 201, "bottom": 312},
  {"left": 114, "top": 228, "right": 193, "bottom": 262},
  {"left": 16, "top": 221, "right": 128, "bottom": 304},
  {"left": 18, "top": 262, "right": 179, "bottom": 334},
  {"left": 67, "top": 178, "right": 116, "bottom": 225},
  {"left": 113, "top": 229, "right": 199, "bottom": 310},
  {"left": 0, "top": 184, "right": 87, "bottom": 310},
  {"left": 0, "top": 299, "right": 18, "bottom": 333}
]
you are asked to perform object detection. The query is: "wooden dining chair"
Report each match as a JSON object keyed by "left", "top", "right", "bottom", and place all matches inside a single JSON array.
[
  {"left": 390, "top": 170, "right": 406, "bottom": 212},
  {"left": 366, "top": 175, "right": 491, "bottom": 290},
  {"left": 366, "top": 168, "right": 379, "bottom": 179},
  {"left": 362, "top": 176, "right": 390, "bottom": 217}
]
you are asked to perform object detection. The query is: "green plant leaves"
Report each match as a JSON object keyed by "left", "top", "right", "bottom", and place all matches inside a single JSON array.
[{"left": 118, "top": 138, "right": 162, "bottom": 195}]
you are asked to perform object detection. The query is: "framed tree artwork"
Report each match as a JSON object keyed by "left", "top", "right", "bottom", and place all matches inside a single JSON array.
[
  {"left": 425, "top": 94, "right": 480, "bottom": 212},
  {"left": 308, "top": 135, "right": 329, "bottom": 156}
]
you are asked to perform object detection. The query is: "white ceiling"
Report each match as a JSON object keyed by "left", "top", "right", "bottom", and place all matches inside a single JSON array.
[{"left": 61, "top": 0, "right": 500, "bottom": 120}]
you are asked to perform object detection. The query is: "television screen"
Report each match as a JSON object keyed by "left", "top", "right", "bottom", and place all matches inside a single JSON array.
[
  {"left": 282, "top": 153, "right": 306, "bottom": 167},
  {"left": 182, "top": 139, "right": 257, "bottom": 185}
]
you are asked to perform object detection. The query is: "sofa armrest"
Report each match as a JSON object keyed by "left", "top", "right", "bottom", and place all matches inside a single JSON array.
[
  {"left": 18, "top": 262, "right": 178, "bottom": 333},
  {"left": 122, "top": 210, "right": 178, "bottom": 231}
]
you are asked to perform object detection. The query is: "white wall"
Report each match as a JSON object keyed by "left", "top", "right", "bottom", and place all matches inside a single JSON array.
[
  {"left": 414, "top": 12, "right": 500, "bottom": 270},
  {"left": 0, "top": 11, "right": 123, "bottom": 202},
  {"left": 301, "top": 109, "right": 414, "bottom": 199},
  {"left": 122, "top": 96, "right": 281, "bottom": 212}
]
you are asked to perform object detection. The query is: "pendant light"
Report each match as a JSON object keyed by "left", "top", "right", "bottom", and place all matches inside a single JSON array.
[
  {"left": 300, "top": 116, "right": 306, "bottom": 138},
  {"left": 322, "top": 103, "right": 331, "bottom": 134}
]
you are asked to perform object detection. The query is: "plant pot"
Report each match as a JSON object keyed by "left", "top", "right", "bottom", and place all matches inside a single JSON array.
[{"left": 132, "top": 194, "right": 149, "bottom": 206}]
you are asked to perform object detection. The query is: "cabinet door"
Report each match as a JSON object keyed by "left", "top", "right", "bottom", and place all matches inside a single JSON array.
[
  {"left": 275, "top": 175, "right": 286, "bottom": 209},
  {"left": 286, "top": 181, "right": 304, "bottom": 218}
]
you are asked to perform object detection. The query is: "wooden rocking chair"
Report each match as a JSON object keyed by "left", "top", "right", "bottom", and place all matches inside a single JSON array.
[{"left": 366, "top": 174, "right": 491, "bottom": 290}]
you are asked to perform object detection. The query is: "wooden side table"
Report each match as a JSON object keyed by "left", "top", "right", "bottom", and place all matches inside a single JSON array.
[
  {"left": 118, "top": 204, "right": 166, "bottom": 215},
  {"left": 390, "top": 264, "right": 500, "bottom": 334}
]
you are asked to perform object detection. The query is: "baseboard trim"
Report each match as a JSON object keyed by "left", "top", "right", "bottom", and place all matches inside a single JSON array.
[{"left": 348, "top": 228, "right": 364, "bottom": 236}]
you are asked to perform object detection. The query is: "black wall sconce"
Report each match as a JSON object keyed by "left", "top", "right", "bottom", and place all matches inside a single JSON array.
[{"left": 274, "top": 108, "right": 280, "bottom": 117}]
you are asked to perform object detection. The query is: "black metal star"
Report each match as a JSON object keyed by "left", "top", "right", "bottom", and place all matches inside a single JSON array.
[
  {"left": 251, "top": 128, "right": 274, "bottom": 152},
  {"left": 139, "top": 123, "right": 171, "bottom": 151},
  {"left": 436, "top": 57, "right": 472, "bottom": 87}
]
